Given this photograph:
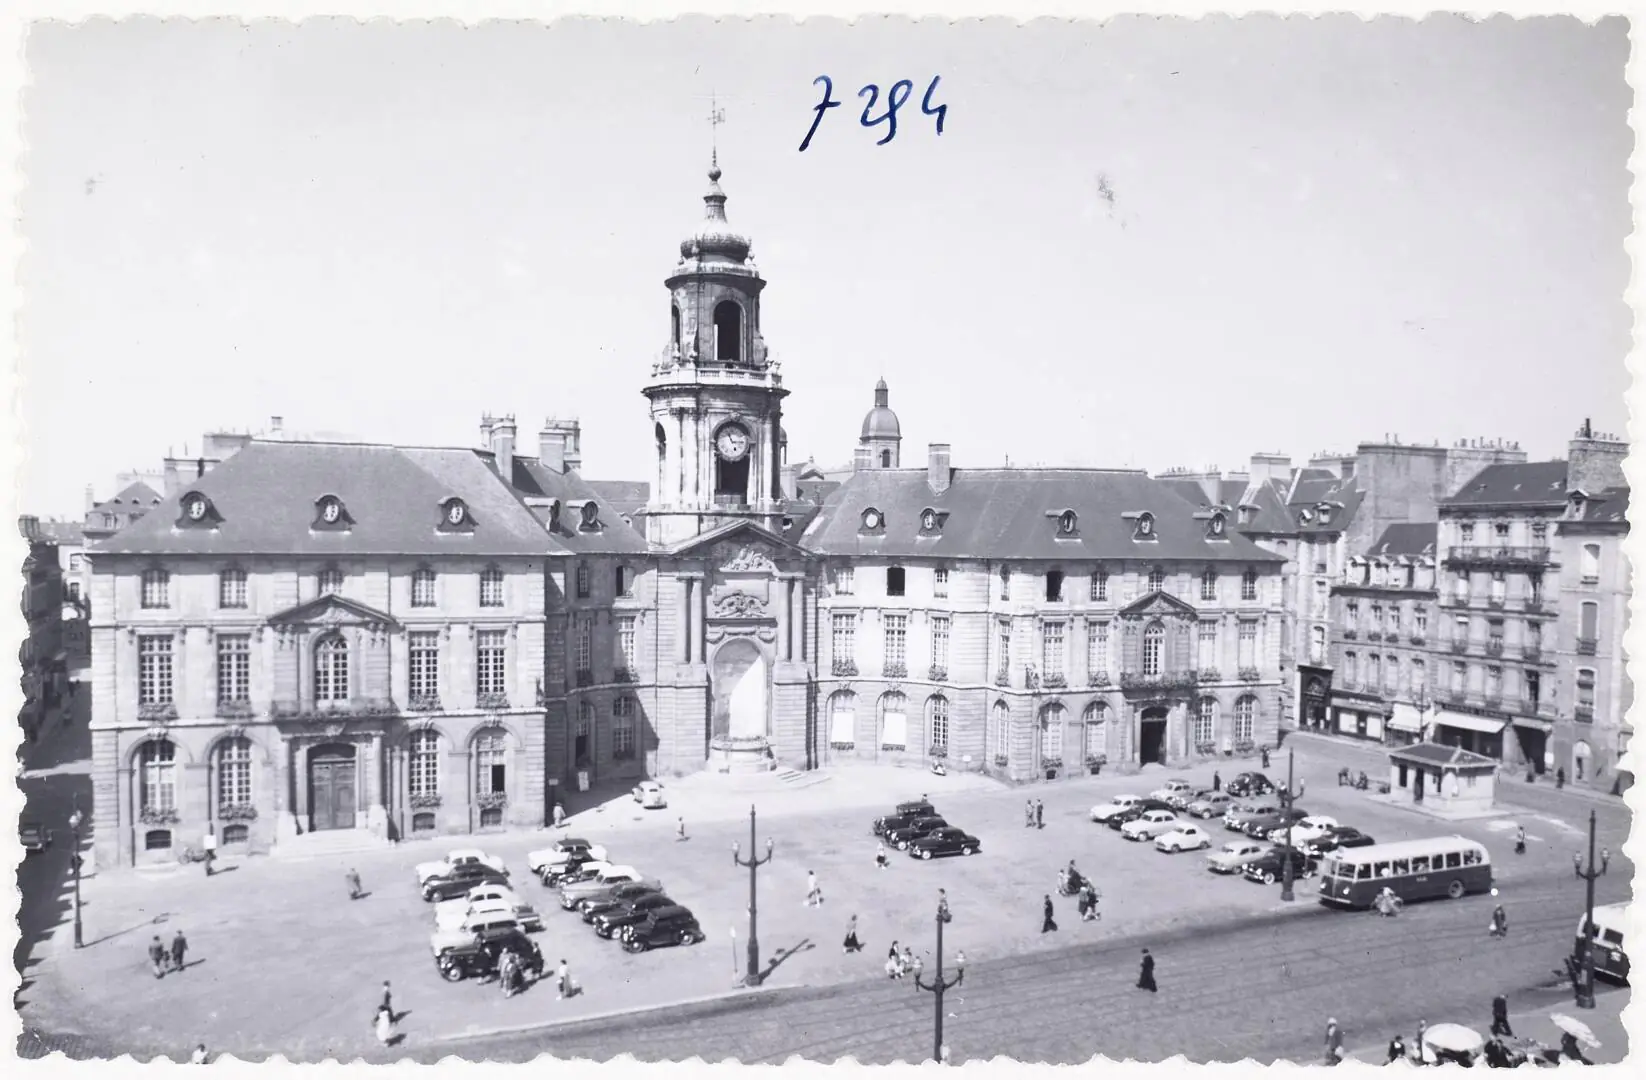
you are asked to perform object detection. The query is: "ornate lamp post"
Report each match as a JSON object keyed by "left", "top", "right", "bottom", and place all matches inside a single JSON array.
[
  {"left": 913, "top": 894, "right": 964, "bottom": 1063},
  {"left": 68, "top": 795, "right": 84, "bottom": 949},
  {"left": 1278, "top": 749, "right": 1306, "bottom": 902},
  {"left": 1569, "top": 809, "right": 1610, "bottom": 1009},
  {"left": 731, "top": 804, "right": 774, "bottom": 988}
]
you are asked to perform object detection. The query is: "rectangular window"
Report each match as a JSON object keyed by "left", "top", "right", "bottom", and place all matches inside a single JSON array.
[
  {"left": 574, "top": 619, "right": 592, "bottom": 676},
  {"left": 1576, "top": 668, "right": 1597, "bottom": 715},
  {"left": 480, "top": 567, "right": 505, "bottom": 607},
  {"left": 1041, "top": 621, "right": 1065, "bottom": 679},
  {"left": 834, "top": 565, "right": 854, "bottom": 595},
  {"left": 1345, "top": 600, "right": 1359, "bottom": 629},
  {"left": 409, "top": 631, "right": 440, "bottom": 702},
  {"left": 1490, "top": 572, "right": 1506, "bottom": 604},
  {"left": 1087, "top": 620, "right": 1109, "bottom": 677},
  {"left": 1527, "top": 573, "right": 1544, "bottom": 605},
  {"left": 1415, "top": 609, "right": 1428, "bottom": 636},
  {"left": 613, "top": 696, "right": 636, "bottom": 758},
  {"left": 1453, "top": 574, "right": 1470, "bottom": 602},
  {"left": 1460, "top": 523, "right": 1475, "bottom": 544},
  {"left": 138, "top": 635, "right": 174, "bottom": 705},
  {"left": 409, "top": 731, "right": 439, "bottom": 798},
  {"left": 887, "top": 566, "right": 906, "bottom": 597},
  {"left": 1411, "top": 659, "right": 1426, "bottom": 693},
  {"left": 997, "top": 620, "right": 1012, "bottom": 680},
  {"left": 1090, "top": 568, "right": 1109, "bottom": 602},
  {"left": 1454, "top": 615, "right": 1470, "bottom": 645},
  {"left": 933, "top": 568, "right": 949, "bottom": 598},
  {"left": 999, "top": 567, "right": 1011, "bottom": 601},
  {"left": 1486, "top": 666, "right": 1502, "bottom": 699},
  {"left": 1451, "top": 661, "right": 1466, "bottom": 692},
  {"left": 883, "top": 613, "right": 908, "bottom": 671},
  {"left": 617, "top": 615, "right": 637, "bottom": 673},
  {"left": 216, "top": 634, "right": 250, "bottom": 705},
  {"left": 575, "top": 562, "right": 591, "bottom": 599},
  {"left": 1368, "top": 655, "right": 1381, "bottom": 691},
  {"left": 1237, "top": 620, "right": 1257, "bottom": 669},
  {"left": 1525, "top": 669, "right": 1541, "bottom": 704},
  {"left": 614, "top": 565, "right": 633, "bottom": 598},
  {"left": 1580, "top": 601, "right": 1599, "bottom": 641},
  {"left": 1488, "top": 619, "right": 1505, "bottom": 648},
  {"left": 1240, "top": 571, "right": 1258, "bottom": 602},
  {"left": 1197, "top": 621, "right": 1218, "bottom": 670},
  {"left": 1344, "top": 651, "right": 1358, "bottom": 683},
  {"left": 141, "top": 569, "right": 169, "bottom": 609},
  {"left": 1531, "top": 522, "right": 1548, "bottom": 544},
  {"left": 1526, "top": 620, "right": 1542, "bottom": 648},
  {"left": 1045, "top": 570, "right": 1064, "bottom": 602},
  {"left": 476, "top": 629, "right": 507, "bottom": 698},
  {"left": 411, "top": 569, "right": 437, "bottom": 608},
  {"left": 1494, "top": 522, "right": 1510, "bottom": 542},
  {"left": 930, "top": 615, "right": 950, "bottom": 673},
  {"left": 1199, "top": 571, "right": 1217, "bottom": 602},
  {"left": 218, "top": 569, "right": 247, "bottom": 610},
  {"left": 319, "top": 568, "right": 344, "bottom": 596},
  {"left": 68, "top": 553, "right": 84, "bottom": 571},
  {"left": 832, "top": 613, "right": 857, "bottom": 665}
]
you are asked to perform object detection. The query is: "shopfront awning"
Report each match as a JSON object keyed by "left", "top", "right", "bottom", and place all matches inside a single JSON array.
[
  {"left": 1510, "top": 715, "right": 1553, "bottom": 734},
  {"left": 829, "top": 708, "right": 855, "bottom": 745},
  {"left": 1433, "top": 710, "right": 1508, "bottom": 736},
  {"left": 1388, "top": 703, "right": 1427, "bottom": 733},
  {"left": 882, "top": 712, "right": 908, "bottom": 750}
]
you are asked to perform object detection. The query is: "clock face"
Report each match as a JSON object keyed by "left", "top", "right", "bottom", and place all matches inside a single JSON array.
[
  {"left": 186, "top": 497, "right": 207, "bottom": 521},
  {"left": 716, "top": 425, "right": 750, "bottom": 461},
  {"left": 321, "top": 501, "right": 341, "bottom": 523},
  {"left": 447, "top": 502, "right": 466, "bottom": 525}
]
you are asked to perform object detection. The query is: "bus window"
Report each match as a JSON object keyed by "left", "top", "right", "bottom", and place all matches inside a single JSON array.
[
  {"left": 1602, "top": 929, "right": 1624, "bottom": 946},
  {"left": 1411, "top": 856, "right": 1430, "bottom": 873},
  {"left": 1391, "top": 858, "right": 1410, "bottom": 876},
  {"left": 1444, "top": 852, "right": 1461, "bottom": 869},
  {"left": 1375, "top": 862, "right": 1392, "bottom": 878},
  {"left": 1463, "top": 849, "right": 1481, "bottom": 866},
  {"left": 1356, "top": 864, "right": 1371, "bottom": 880}
]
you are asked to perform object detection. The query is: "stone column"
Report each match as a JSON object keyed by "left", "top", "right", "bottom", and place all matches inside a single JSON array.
[
  {"left": 777, "top": 578, "right": 792, "bottom": 661},
  {"left": 677, "top": 576, "right": 691, "bottom": 663},
  {"left": 692, "top": 578, "right": 707, "bottom": 664},
  {"left": 794, "top": 583, "right": 806, "bottom": 662},
  {"left": 115, "top": 763, "right": 133, "bottom": 869}
]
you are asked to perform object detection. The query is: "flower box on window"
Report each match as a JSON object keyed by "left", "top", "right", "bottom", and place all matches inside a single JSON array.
[
  {"left": 929, "top": 744, "right": 948, "bottom": 759},
  {"left": 138, "top": 702, "right": 179, "bottom": 723},
  {"left": 832, "top": 659, "right": 859, "bottom": 677},
  {"left": 271, "top": 698, "right": 398, "bottom": 722},
  {"left": 1195, "top": 742, "right": 1217, "bottom": 757},
  {"left": 613, "top": 746, "right": 637, "bottom": 760},
  {"left": 409, "top": 792, "right": 443, "bottom": 809},
  {"left": 1238, "top": 667, "right": 1262, "bottom": 682},
  {"left": 1087, "top": 671, "right": 1110, "bottom": 687},
  {"left": 1043, "top": 673, "right": 1068, "bottom": 689},
  {"left": 994, "top": 670, "right": 1010, "bottom": 688},
  {"left": 829, "top": 741, "right": 856, "bottom": 752},
  {"left": 214, "top": 700, "right": 255, "bottom": 720},
  {"left": 1085, "top": 753, "right": 1107, "bottom": 775},
  {"left": 1024, "top": 667, "right": 1042, "bottom": 690},
  {"left": 1233, "top": 739, "right": 1256, "bottom": 755},
  {"left": 927, "top": 665, "right": 948, "bottom": 682},
  {"left": 477, "top": 791, "right": 508, "bottom": 810},
  {"left": 477, "top": 691, "right": 510, "bottom": 711},
  {"left": 880, "top": 743, "right": 907, "bottom": 753},
  {"left": 140, "top": 807, "right": 180, "bottom": 826},
  {"left": 884, "top": 661, "right": 908, "bottom": 679},
  {"left": 407, "top": 694, "right": 443, "bottom": 713},
  {"left": 218, "top": 802, "right": 258, "bottom": 822},
  {"left": 992, "top": 754, "right": 1009, "bottom": 768},
  {"left": 1198, "top": 668, "right": 1221, "bottom": 683},
  {"left": 574, "top": 670, "right": 593, "bottom": 688},
  {"left": 1119, "top": 671, "right": 1198, "bottom": 691},
  {"left": 1040, "top": 755, "right": 1063, "bottom": 770},
  {"left": 614, "top": 667, "right": 636, "bottom": 684}
]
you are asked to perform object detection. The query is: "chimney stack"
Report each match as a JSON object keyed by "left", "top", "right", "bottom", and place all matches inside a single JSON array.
[
  {"left": 84, "top": 484, "right": 96, "bottom": 513},
  {"left": 927, "top": 444, "right": 952, "bottom": 495},
  {"left": 1568, "top": 421, "right": 1628, "bottom": 493},
  {"left": 490, "top": 414, "right": 517, "bottom": 481},
  {"left": 560, "top": 419, "right": 583, "bottom": 473},
  {"left": 539, "top": 419, "right": 567, "bottom": 474}
]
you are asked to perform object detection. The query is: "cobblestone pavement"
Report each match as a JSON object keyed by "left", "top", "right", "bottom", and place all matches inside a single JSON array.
[{"left": 16, "top": 741, "right": 1634, "bottom": 1061}]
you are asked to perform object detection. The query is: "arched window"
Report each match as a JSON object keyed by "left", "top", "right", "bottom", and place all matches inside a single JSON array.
[
  {"left": 670, "top": 302, "right": 681, "bottom": 348},
  {"left": 1147, "top": 567, "right": 1166, "bottom": 594},
  {"left": 216, "top": 736, "right": 252, "bottom": 812},
  {"left": 409, "top": 730, "right": 440, "bottom": 801},
  {"left": 1573, "top": 739, "right": 1592, "bottom": 781},
  {"left": 713, "top": 300, "right": 742, "bottom": 363},
  {"left": 1234, "top": 695, "right": 1257, "bottom": 743},
  {"left": 880, "top": 691, "right": 909, "bottom": 751},
  {"left": 411, "top": 567, "right": 436, "bottom": 608},
  {"left": 140, "top": 740, "right": 177, "bottom": 814},
  {"left": 828, "top": 690, "right": 856, "bottom": 748},
  {"left": 880, "top": 449, "right": 891, "bottom": 468},
  {"left": 1142, "top": 622, "right": 1165, "bottom": 676},
  {"left": 314, "top": 636, "right": 349, "bottom": 702},
  {"left": 1194, "top": 698, "right": 1217, "bottom": 747},
  {"left": 989, "top": 700, "right": 1010, "bottom": 763},
  {"left": 927, "top": 696, "right": 950, "bottom": 755},
  {"left": 476, "top": 730, "right": 507, "bottom": 797},
  {"left": 1039, "top": 703, "right": 1065, "bottom": 765},
  {"left": 1082, "top": 701, "right": 1108, "bottom": 760}
]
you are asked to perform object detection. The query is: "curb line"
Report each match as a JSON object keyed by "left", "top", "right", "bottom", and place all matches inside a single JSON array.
[{"left": 432, "top": 982, "right": 831, "bottom": 1043}]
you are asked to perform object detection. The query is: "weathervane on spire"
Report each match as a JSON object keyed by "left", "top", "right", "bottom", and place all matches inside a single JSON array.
[{"left": 708, "top": 92, "right": 727, "bottom": 168}]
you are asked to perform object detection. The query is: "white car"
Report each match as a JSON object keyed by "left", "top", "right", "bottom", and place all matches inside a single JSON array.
[
  {"left": 1090, "top": 795, "right": 1146, "bottom": 823},
  {"left": 1149, "top": 779, "right": 1196, "bottom": 804},
  {"left": 527, "top": 839, "right": 609, "bottom": 876},
  {"left": 1269, "top": 815, "right": 1339, "bottom": 846},
  {"left": 1154, "top": 824, "right": 1213, "bottom": 853},
  {"left": 1206, "top": 840, "right": 1270, "bottom": 874},
  {"left": 1120, "top": 810, "right": 1180, "bottom": 841},
  {"left": 415, "top": 848, "right": 507, "bottom": 885},
  {"left": 633, "top": 781, "right": 668, "bottom": 809},
  {"left": 429, "top": 910, "right": 521, "bottom": 955},
  {"left": 433, "top": 887, "right": 543, "bottom": 933}
]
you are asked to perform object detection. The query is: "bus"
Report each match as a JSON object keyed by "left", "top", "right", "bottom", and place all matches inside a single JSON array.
[
  {"left": 1317, "top": 835, "right": 1492, "bottom": 909},
  {"left": 1577, "top": 903, "right": 1630, "bottom": 984}
]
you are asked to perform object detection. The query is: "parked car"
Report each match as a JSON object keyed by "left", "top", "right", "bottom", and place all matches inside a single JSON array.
[
  {"left": 1206, "top": 840, "right": 1271, "bottom": 874},
  {"left": 561, "top": 866, "right": 658, "bottom": 911},
  {"left": 527, "top": 837, "right": 607, "bottom": 876},
  {"left": 1187, "top": 792, "right": 1234, "bottom": 818},
  {"left": 434, "top": 925, "right": 542, "bottom": 983},
  {"left": 19, "top": 818, "right": 50, "bottom": 854},
  {"left": 421, "top": 863, "right": 511, "bottom": 903},
  {"left": 1106, "top": 799, "right": 1174, "bottom": 831},
  {"left": 1226, "top": 772, "right": 1277, "bottom": 798},
  {"left": 554, "top": 859, "right": 617, "bottom": 887},
  {"left": 1242, "top": 806, "right": 1309, "bottom": 838},
  {"left": 1270, "top": 815, "right": 1339, "bottom": 846},
  {"left": 633, "top": 780, "right": 668, "bottom": 809},
  {"left": 1306, "top": 826, "right": 1377, "bottom": 855},
  {"left": 429, "top": 910, "right": 521, "bottom": 955},
  {"left": 434, "top": 887, "right": 544, "bottom": 933},
  {"left": 416, "top": 848, "right": 507, "bottom": 885},
  {"left": 1243, "top": 845, "right": 1317, "bottom": 885},
  {"left": 592, "top": 892, "right": 680, "bottom": 939},
  {"left": 886, "top": 816, "right": 950, "bottom": 850},
  {"left": 1149, "top": 779, "right": 1196, "bottom": 804},
  {"left": 541, "top": 850, "right": 608, "bottom": 887},
  {"left": 619, "top": 904, "right": 705, "bottom": 952},
  {"left": 1154, "top": 824, "right": 1213, "bottom": 853},
  {"left": 906, "top": 827, "right": 981, "bottom": 860},
  {"left": 1091, "top": 794, "right": 1147, "bottom": 823},
  {"left": 1121, "top": 810, "right": 1180, "bottom": 842},
  {"left": 1223, "top": 798, "right": 1282, "bottom": 832},
  {"left": 580, "top": 881, "right": 667, "bottom": 923},
  {"left": 874, "top": 800, "right": 937, "bottom": 836},
  {"left": 1166, "top": 788, "right": 1215, "bottom": 812}
]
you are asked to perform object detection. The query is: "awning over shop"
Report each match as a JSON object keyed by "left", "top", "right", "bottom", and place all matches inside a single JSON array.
[
  {"left": 881, "top": 711, "right": 908, "bottom": 749},
  {"left": 1510, "top": 715, "right": 1553, "bottom": 734},
  {"left": 1388, "top": 703, "right": 1427, "bottom": 733},
  {"left": 829, "top": 708, "right": 855, "bottom": 745},
  {"left": 1433, "top": 710, "right": 1508, "bottom": 736}
]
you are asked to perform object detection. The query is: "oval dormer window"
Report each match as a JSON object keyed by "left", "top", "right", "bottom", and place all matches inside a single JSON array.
[
  {"left": 1059, "top": 510, "right": 1078, "bottom": 535},
  {"left": 446, "top": 501, "right": 468, "bottom": 526},
  {"left": 580, "top": 503, "right": 599, "bottom": 530},
  {"left": 1209, "top": 513, "right": 1225, "bottom": 537},
  {"left": 1318, "top": 507, "right": 1333, "bottom": 525},
  {"left": 1136, "top": 513, "right": 1154, "bottom": 537},
  {"left": 922, "top": 510, "right": 937, "bottom": 532},
  {"left": 319, "top": 497, "right": 344, "bottom": 524},
  {"left": 863, "top": 508, "right": 883, "bottom": 531},
  {"left": 184, "top": 493, "right": 210, "bottom": 522}
]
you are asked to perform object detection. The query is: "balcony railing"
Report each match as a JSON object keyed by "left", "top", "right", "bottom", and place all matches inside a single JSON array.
[
  {"left": 138, "top": 701, "right": 179, "bottom": 723},
  {"left": 1444, "top": 546, "right": 1555, "bottom": 568},
  {"left": 1521, "top": 644, "right": 1543, "bottom": 662},
  {"left": 1524, "top": 597, "right": 1544, "bottom": 612},
  {"left": 1450, "top": 639, "right": 1469, "bottom": 654},
  {"left": 1238, "top": 667, "right": 1262, "bottom": 682},
  {"left": 613, "top": 667, "right": 637, "bottom": 684},
  {"left": 271, "top": 698, "right": 398, "bottom": 722},
  {"left": 1575, "top": 705, "right": 1595, "bottom": 723},
  {"left": 1577, "top": 638, "right": 1598, "bottom": 656},
  {"left": 1118, "top": 671, "right": 1199, "bottom": 691},
  {"left": 1487, "top": 597, "right": 1506, "bottom": 610},
  {"left": 884, "top": 661, "right": 909, "bottom": 679},
  {"left": 928, "top": 665, "right": 949, "bottom": 682},
  {"left": 1486, "top": 640, "right": 1504, "bottom": 656},
  {"left": 477, "top": 691, "right": 510, "bottom": 711},
  {"left": 1409, "top": 634, "right": 1428, "bottom": 646},
  {"left": 1087, "top": 670, "right": 1111, "bottom": 687},
  {"left": 994, "top": 669, "right": 1010, "bottom": 687},
  {"left": 1367, "top": 631, "right": 1383, "bottom": 642},
  {"left": 214, "top": 700, "right": 256, "bottom": 720},
  {"left": 406, "top": 694, "right": 443, "bottom": 713},
  {"left": 711, "top": 494, "right": 748, "bottom": 508},
  {"left": 1342, "top": 628, "right": 1359, "bottom": 640},
  {"left": 1043, "top": 672, "right": 1068, "bottom": 689},
  {"left": 833, "top": 658, "right": 859, "bottom": 678}
]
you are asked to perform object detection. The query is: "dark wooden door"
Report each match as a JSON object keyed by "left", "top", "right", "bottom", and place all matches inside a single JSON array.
[{"left": 311, "top": 757, "right": 357, "bottom": 831}]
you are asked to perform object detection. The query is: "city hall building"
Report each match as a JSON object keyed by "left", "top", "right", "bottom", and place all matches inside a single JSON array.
[{"left": 87, "top": 163, "right": 1285, "bottom": 868}]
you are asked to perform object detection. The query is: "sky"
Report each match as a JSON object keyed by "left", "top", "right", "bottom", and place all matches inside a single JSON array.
[{"left": 18, "top": 15, "right": 1633, "bottom": 519}]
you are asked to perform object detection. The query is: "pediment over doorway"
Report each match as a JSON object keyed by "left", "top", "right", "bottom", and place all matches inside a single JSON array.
[
  {"left": 1116, "top": 590, "right": 1199, "bottom": 621},
  {"left": 266, "top": 593, "right": 401, "bottom": 633},
  {"left": 664, "top": 520, "right": 814, "bottom": 571}
]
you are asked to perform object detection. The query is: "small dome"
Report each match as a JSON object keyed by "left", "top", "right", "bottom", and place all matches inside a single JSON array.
[{"left": 860, "top": 378, "right": 901, "bottom": 439}]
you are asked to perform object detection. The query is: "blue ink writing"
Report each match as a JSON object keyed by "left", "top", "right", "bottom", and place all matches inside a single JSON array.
[{"left": 800, "top": 75, "right": 946, "bottom": 151}]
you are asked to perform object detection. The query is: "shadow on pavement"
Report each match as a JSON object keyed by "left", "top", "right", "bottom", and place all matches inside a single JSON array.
[{"left": 756, "top": 939, "right": 815, "bottom": 983}]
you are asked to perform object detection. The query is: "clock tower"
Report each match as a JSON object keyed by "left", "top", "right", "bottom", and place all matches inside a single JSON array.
[{"left": 643, "top": 158, "right": 789, "bottom": 545}]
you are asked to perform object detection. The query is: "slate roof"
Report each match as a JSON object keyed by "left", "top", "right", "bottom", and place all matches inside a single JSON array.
[
  {"left": 96, "top": 480, "right": 163, "bottom": 510},
  {"left": 1442, "top": 461, "right": 1569, "bottom": 508},
  {"left": 1388, "top": 742, "right": 1499, "bottom": 769},
  {"left": 507, "top": 457, "right": 651, "bottom": 555},
  {"left": 802, "top": 468, "right": 1285, "bottom": 562},
  {"left": 1573, "top": 486, "right": 1630, "bottom": 525},
  {"left": 93, "top": 440, "right": 554, "bottom": 557},
  {"left": 1364, "top": 522, "right": 1438, "bottom": 560},
  {"left": 585, "top": 480, "right": 652, "bottom": 518},
  {"left": 35, "top": 520, "right": 85, "bottom": 545}
]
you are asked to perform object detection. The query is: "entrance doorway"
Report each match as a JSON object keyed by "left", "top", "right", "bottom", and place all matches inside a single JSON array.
[
  {"left": 309, "top": 742, "right": 357, "bottom": 831},
  {"left": 1139, "top": 708, "right": 1168, "bottom": 765},
  {"left": 709, "top": 638, "right": 768, "bottom": 753},
  {"left": 1514, "top": 726, "right": 1548, "bottom": 774}
]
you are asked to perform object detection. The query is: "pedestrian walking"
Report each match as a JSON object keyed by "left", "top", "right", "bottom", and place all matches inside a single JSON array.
[
  {"left": 169, "top": 929, "right": 189, "bottom": 974},
  {"left": 676, "top": 817, "right": 688, "bottom": 842},
  {"left": 201, "top": 831, "right": 217, "bottom": 876},
  {"left": 1489, "top": 904, "right": 1508, "bottom": 939},
  {"left": 1514, "top": 826, "right": 1527, "bottom": 855},
  {"left": 908, "top": 950, "right": 924, "bottom": 979},
  {"left": 380, "top": 980, "right": 394, "bottom": 1016},
  {"left": 1556, "top": 767, "right": 1566, "bottom": 789},
  {"left": 1387, "top": 1034, "right": 1407, "bottom": 1063},
  {"left": 1490, "top": 995, "right": 1513, "bottom": 1038},
  {"left": 1041, "top": 894, "right": 1057, "bottom": 934},
  {"left": 885, "top": 942, "right": 902, "bottom": 979},
  {"left": 189, "top": 1043, "right": 209, "bottom": 1064},
  {"left": 843, "top": 914, "right": 862, "bottom": 954},
  {"left": 552, "top": 802, "right": 567, "bottom": 828},
  {"left": 556, "top": 958, "right": 570, "bottom": 999},
  {"left": 1261, "top": 746, "right": 1271, "bottom": 770},
  {"left": 373, "top": 1004, "right": 396, "bottom": 1046},
  {"left": 1024, "top": 799, "right": 1034, "bottom": 828},
  {"left": 1137, "top": 948, "right": 1157, "bottom": 992},
  {"left": 1415, "top": 1019, "right": 1427, "bottom": 1058},
  {"left": 147, "top": 935, "right": 168, "bottom": 979},
  {"left": 806, "top": 870, "right": 822, "bottom": 907},
  {"left": 1035, "top": 800, "right": 1045, "bottom": 829},
  {"left": 1324, "top": 1018, "right": 1344, "bottom": 1066},
  {"left": 875, "top": 841, "right": 890, "bottom": 869},
  {"left": 1212, "top": 770, "right": 1222, "bottom": 792},
  {"left": 1082, "top": 883, "right": 1100, "bottom": 921},
  {"left": 346, "top": 868, "right": 364, "bottom": 900}
]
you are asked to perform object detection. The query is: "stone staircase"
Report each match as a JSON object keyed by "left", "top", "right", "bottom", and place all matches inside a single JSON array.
[
  {"left": 272, "top": 827, "right": 391, "bottom": 862},
  {"left": 774, "top": 767, "right": 832, "bottom": 791}
]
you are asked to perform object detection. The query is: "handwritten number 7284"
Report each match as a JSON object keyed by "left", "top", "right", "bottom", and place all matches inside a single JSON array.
[{"left": 799, "top": 75, "right": 947, "bottom": 151}]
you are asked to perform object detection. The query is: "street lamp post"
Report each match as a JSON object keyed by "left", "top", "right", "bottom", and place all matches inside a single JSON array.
[
  {"left": 1570, "top": 808, "right": 1610, "bottom": 1009},
  {"left": 1279, "top": 749, "right": 1306, "bottom": 902},
  {"left": 913, "top": 896, "right": 964, "bottom": 1063},
  {"left": 68, "top": 795, "right": 84, "bottom": 949},
  {"left": 731, "top": 804, "right": 774, "bottom": 988}
]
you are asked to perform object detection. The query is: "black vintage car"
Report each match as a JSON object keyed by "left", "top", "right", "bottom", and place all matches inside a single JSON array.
[
  {"left": 1242, "top": 845, "right": 1317, "bottom": 885},
  {"left": 436, "top": 926, "right": 544, "bottom": 983},
  {"left": 541, "top": 851, "right": 606, "bottom": 888},
  {"left": 620, "top": 905, "right": 705, "bottom": 953},
  {"left": 1305, "top": 827, "right": 1377, "bottom": 855},
  {"left": 1226, "top": 772, "right": 1277, "bottom": 798},
  {"left": 886, "top": 816, "right": 950, "bottom": 850},
  {"left": 581, "top": 882, "right": 666, "bottom": 923},
  {"left": 1105, "top": 799, "right": 1174, "bottom": 831},
  {"left": 422, "top": 863, "right": 512, "bottom": 902},
  {"left": 906, "top": 826, "right": 981, "bottom": 860},
  {"left": 592, "top": 892, "right": 679, "bottom": 938},
  {"left": 873, "top": 800, "right": 937, "bottom": 836}
]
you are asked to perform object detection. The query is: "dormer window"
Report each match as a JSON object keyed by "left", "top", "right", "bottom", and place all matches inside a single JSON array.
[
  {"left": 1056, "top": 510, "right": 1079, "bottom": 538},
  {"left": 546, "top": 498, "right": 563, "bottom": 533},
  {"left": 917, "top": 508, "right": 948, "bottom": 537},
  {"left": 1124, "top": 511, "right": 1157, "bottom": 542},
  {"left": 1298, "top": 508, "right": 1314, "bottom": 526},
  {"left": 313, "top": 494, "right": 351, "bottom": 531},
  {"left": 1207, "top": 512, "right": 1227, "bottom": 540},
  {"left": 578, "top": 502, "right": 601, "bottom": 532},
  {"left": 438, "top": 497, "right": 476, "bottom": 534},
  {"left": 1239, "top": 506, "right": 1254, "bottom": 526},
  {"left": 178, "top": 491, "right": 219, "bottom": 528},
  {"left": 861, "top": 507, "right": 886, "bottom": 535},
  {"left": 1317, "top": 505, "right": 1333, "bottom": 525},
  {"left": 1147, "top": 567, "right": 1166, "bottom": 594}
]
